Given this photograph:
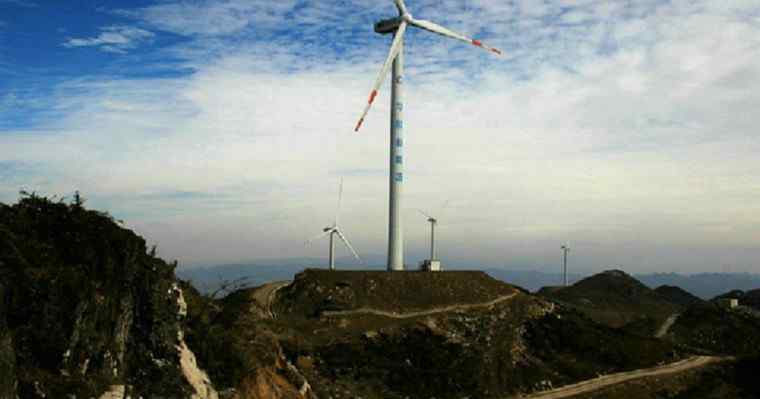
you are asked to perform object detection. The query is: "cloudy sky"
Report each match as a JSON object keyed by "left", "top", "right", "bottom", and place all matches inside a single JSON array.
[{"left": 1, "top": 0, "right": 759, "bottom": 273}]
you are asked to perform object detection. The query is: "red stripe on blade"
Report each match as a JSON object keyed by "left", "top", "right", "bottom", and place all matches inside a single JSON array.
[
  {"left": 368, "top": 90, "right": 378, "bottom": 104},
  {"left": 472, "top": 39, "right": 483, "bottom": 47},
  {"left": 354, "top": 118, "right": 364, "bottom": 132},
  {"left": 492, "top": 48, "right": 502, "bottom": 55}
]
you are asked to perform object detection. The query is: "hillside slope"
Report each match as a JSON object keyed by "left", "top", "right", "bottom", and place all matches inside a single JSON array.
[
  {"left": 0, "top": 194, "right": 215, "bottom": 398},
  {"left": 654, "top": 285, "right": 704, "bottom": 307},
  {"left": 539, "top": 270, "right": 680, "bottom": 333},
  {"left": 265, "top": 269, "right": 682, "bottom": 399},
  {"left": 571, "top": 356, "right": 760, "bottom": 399},
  {"left": 668, "top": 302, "right": 760, "bottom": 356}
]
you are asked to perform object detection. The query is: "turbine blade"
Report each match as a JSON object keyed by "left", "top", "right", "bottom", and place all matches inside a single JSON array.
[
  {"left": 409, "top": 18, "right": 502, "bottom": 56},
  {"left": 305, "top": 230, "right": 331, "bottom": 246},
  {"left": 336, "top": 229, "right": 363, "bottom": 263},
  {"left": 354, "top": 21, "right": 408, "bottom": 132},
  {"left": 393, "top": 0, "right": 408, "bottom": 14},
  {"left": 417, "top": 209, "right": 433, "bottom": 219}
]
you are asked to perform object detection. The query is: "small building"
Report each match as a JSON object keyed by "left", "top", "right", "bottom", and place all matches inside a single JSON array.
[
  {"left": 419, "top": 259, "right": 442, "bottom": 271},
  {"left": 717, "top": 298, "right": 739, "bottom": 309}
]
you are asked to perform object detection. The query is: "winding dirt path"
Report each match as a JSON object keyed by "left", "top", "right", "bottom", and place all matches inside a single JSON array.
[
  {"left": 655, "top": 313, "right": 680, "bottom": 338},
  {"left": 251, "top": 281, "right": 291, "bottom": 318},
  {"left": 512, "top": 356, "right": 728, "bottom": 399},
  {"left": 321, "top": 291, "right": 519, "bottom": 319}
]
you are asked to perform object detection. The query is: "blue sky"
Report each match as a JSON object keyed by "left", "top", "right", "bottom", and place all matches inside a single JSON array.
[{"left": 1, "top": 0, "right": 760, "bottom": 273}]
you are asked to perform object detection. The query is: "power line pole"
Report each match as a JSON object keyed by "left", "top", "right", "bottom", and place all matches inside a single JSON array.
[{"left": 561, "top": 245, "right": 570, "bottom": 286}]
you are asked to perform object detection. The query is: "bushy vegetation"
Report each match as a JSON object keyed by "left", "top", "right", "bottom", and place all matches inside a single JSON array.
[
  {"left": 180, "top": 282, "right": 285, "bottom": 390},
  {"left": 540, "top": 270, "right": 681, "bottom": 332},
  {"left": 670, "top": 303, "right": 760, "bottom": 356},
  {"left": 0, "top": 193, "right": 191, "bottom": 397}
]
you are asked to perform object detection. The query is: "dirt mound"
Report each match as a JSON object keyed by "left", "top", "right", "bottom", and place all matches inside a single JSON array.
[{"left": 275, "top": 269, "right": 518, "bottom": 317}]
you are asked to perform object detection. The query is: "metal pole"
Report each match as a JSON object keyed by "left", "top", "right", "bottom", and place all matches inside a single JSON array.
[
  {"left": 387, "top": 33, "right": 404, "bottom": 271},
  {"left": 430, "top": 221, "right": 436, "bottom": 260},
  {"left": 562, "top": 246, "right": 568, "bottom": 286},
  {"left": 329, "top": 231, "right": 335, "bottom": 271}
]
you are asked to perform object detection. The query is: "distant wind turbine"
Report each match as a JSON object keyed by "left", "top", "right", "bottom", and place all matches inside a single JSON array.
[
  {"left": 307, "top": 179, "right": 362, "bottom": 270},
  {"left": 353, "top": 0, "right": 502, "bottom": 271},
  {"left": 417, "top": 209, "right": 438, "bottom": 263},
  {"left": 561, "top": 244, "right": 570, "bottom": 286}
]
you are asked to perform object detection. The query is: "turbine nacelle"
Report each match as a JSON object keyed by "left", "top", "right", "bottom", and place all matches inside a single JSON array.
[{"left": 375, "top": 17, "right": 404, "bottom": 34}]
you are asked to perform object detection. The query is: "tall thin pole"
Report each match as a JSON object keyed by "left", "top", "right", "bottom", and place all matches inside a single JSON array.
[
  {"left": 430, "top": 220, "right": 436, "bottom": 260},
  {"left": 561, "top": 245, "right": 569, "bottom": 286},
  {"left": 387, "top": 33, "right": 404, "bottom": 271},
  {"left": 329, "top": 231, "right": 336, "bottom": 271}
]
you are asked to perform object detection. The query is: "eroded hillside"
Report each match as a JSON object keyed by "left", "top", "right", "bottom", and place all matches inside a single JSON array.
[{"left": 0, "top": 194, "right": 215, "bottom": 398}]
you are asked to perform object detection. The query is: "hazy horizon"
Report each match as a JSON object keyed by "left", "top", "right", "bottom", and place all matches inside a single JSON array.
[{"left": 2, "top": 0, "right": 759, "bottom": 274}]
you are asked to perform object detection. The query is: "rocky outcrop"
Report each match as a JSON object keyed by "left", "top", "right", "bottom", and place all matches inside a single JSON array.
[
  {"left": 0, "top": 194, "right": 214, "bottom": 397},
  {"left": 175, "top": 283, "right": 218, "bottom": 399},
  {"left": 182, "top": 284, "right": 313, "bottom": 399}
]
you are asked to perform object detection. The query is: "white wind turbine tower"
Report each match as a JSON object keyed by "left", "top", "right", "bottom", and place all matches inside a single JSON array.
[
  {"left": 561, "top": 244, "right": 570, "bottom": 286},
  {"left": 354, "top": 0, "right": 502, "bottom": 271},
  {"left": 307, "top": 180, "right": 362, "bottom": 270}
]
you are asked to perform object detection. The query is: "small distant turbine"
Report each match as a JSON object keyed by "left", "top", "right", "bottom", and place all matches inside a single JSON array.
[
  {"left": 307, "top": 180, "right": 362, "bottom": 270},
  {"left": 561, "top": 245, "right": 570, "bottom": 286},
  {"left": 418, "top": 209, "right": 438, "bottom": 262}
]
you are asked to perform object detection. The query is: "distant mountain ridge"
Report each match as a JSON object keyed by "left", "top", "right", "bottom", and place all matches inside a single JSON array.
[
  {"left": 637, "top": 273, "right": 760, "bottom": 299},
  {"left": 178, "top": 262, "right": 760, "bottom": 299}
]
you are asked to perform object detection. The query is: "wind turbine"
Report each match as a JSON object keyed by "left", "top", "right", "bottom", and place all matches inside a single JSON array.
[
  {"left": 354, "top": 0, "right": 502, "bottom": 271},
  {"left": 417, "top": 209, "right": 443, "bottom": 271},
  {"left": 418, "top": 209, "right": 438, "bottom": 260},
  {"left": 307, "top": 180, "right": 362, "bottom": 270},
  {"left": 561, "top": 244, "right": 570, "bottom": 286}
]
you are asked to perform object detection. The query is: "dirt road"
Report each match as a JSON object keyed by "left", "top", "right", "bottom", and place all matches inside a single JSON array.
[
  {"left": 512, "top": 356, "right": 728, "bottom": 399},
  {"left": 251, "top": 281, "right": 290, "bottom": 318},
  {"left": 321, "top": 291, "right": 519, "bottom": 319},
  {"left": 655, "top": 313, "right": 680, "bottom": 338}
]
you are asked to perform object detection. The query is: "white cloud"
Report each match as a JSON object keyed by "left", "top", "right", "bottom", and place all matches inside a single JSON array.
[
  {"left": 3, "top": 0, "right": 760, "bottom": 272},
  {"left": 63, "top": 26, "right": 154, "bottom": 53},
  {"left": 118, "top": 0, "right": 300, "bottom": 36}
]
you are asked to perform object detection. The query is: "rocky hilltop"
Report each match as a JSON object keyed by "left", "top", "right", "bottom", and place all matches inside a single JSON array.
[{"left": 0, "top": 194, "right": 215, "bottom": 398}]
